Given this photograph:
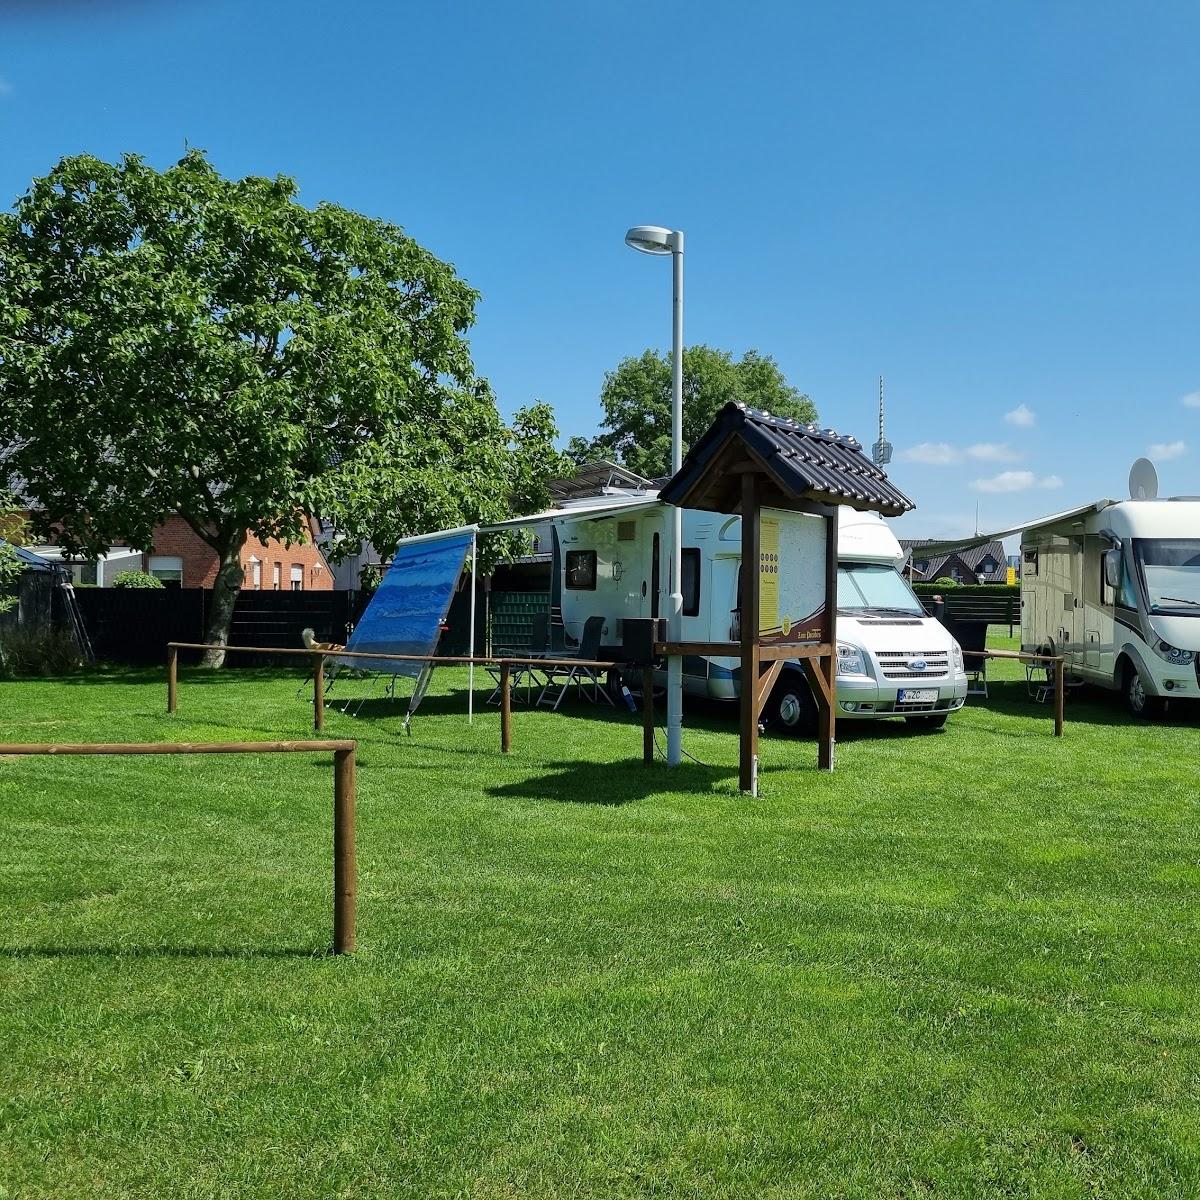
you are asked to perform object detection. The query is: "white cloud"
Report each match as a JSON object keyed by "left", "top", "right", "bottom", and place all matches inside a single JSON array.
[
  {"left": 966, "top": 442, "right": 1020, "bottom": 462},
  {"left": 1004, "top": 404, "right": 1036, "bottom": 427},
  {"left": 972, "top": 470, "right": 1062, "bottom": 494},
  {"left": 898, "top": 441, "right": 960, "bottom": 465},
  {"left": 1181, "top": 392, "right": 1200, "bottom": 409},
  {"left": 1149, "top": 440, "right": 1187, "bottom": 461}
]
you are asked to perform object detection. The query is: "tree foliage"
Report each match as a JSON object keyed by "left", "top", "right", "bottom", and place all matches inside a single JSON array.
[
  {"left": 566, "top": 346, "right": 816, "bottom": 478},
  {"left": 0, "top": 151, "right": 564, "bottom": 662}
]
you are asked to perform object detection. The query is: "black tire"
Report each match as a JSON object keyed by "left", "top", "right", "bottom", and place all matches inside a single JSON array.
[
  {"left": 904, "top": 714, "right": 948, "bottom": 731},
  {"left": 1122, "top": 660, "right": 1164, "bottom": 720},
  {"left": 605, "top": 667, "right": 624, "bottom": 703},
  {"left": 762, "top": 673, "right": 815, "bottom": 735}
]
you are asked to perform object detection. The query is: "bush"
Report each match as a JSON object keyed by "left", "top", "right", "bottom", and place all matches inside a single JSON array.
[
  {"left": 931, "top": 577, "right": 959, "bottom": 588},
  {"left": 111, "top": 570, "right": 164, "bottom": 589},
  {"left": 0, "top": 627, "right": 86, "bottom": 676}
]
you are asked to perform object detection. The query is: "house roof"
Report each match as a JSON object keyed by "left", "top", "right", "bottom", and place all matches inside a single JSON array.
[
  {"left": 902, "top": 538, "right": 1008, "bottom": 582},
  {"left": 658, "top": 402, "right": 915, "bottom": 516}
]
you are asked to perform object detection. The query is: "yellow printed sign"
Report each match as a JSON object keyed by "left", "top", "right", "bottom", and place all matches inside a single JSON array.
[
  {"left": 759, "top": 513, "right": 780, "bottom": 635},
  {"left": 1006, "top": 565, "right": 1016, "bottom": 586}
]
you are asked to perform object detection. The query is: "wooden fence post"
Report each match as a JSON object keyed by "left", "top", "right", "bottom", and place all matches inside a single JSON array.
[
  {"left": 313, "top": 653, "right": 325, "bottom": 732},
  {"left": 167, "top": 644, "right": 178, "bottom": 714},
  {"left": 642, "top": 666, "right": 655, "bottom": 764},
  {"left": 332, "top": 745, "right": 356, "bottom": 954},
  {"left": 500, "top": 662, "right": 512, "bottom": 753}
]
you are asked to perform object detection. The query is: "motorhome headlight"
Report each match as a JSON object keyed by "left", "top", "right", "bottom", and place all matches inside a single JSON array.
[
  {"left": 836, "top": 642, "right": 867, "bottom": 676},
  {"left": 951, "top": 642, "right": 964, "bottom": 668},
  {"left": 1154, "top": 640, "right": 1196, "bottom": 667}
]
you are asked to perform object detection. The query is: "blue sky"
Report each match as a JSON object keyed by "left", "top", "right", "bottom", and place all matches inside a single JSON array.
[{"left": 2, "top": 0, "right": 1198, "bottom": 540}]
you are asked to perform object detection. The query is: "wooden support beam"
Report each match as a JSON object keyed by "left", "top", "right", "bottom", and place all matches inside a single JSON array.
[
  {"left": 654, "top": 641, "right": 740, "bottom": 658},
  {"left": 755, "top": 660, "right": 784, "bottom": 718},
  {"left": 739, "top": 472, "right": 760, "bottom": 795},
  {"left": 313, "top": 653, "right": 325, "bottom": 732},
  {"left": 757, "top": 641, "right": 832, "bottom": 662},
  {"left": 1054, "top": 657, "right": 1065, "bottom": 737},
  {"left": 818, "top": 515, "right": 838, "bottom": 771},
  {"left": 167, "top": 645, "right": 178, "bottom": 714},
  {"left": 800, "top": 657, "right": 830, "bottom": 706}
]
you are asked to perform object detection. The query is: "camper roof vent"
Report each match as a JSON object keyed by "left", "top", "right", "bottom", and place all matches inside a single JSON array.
[{"left": 617, "top": 520, "right": 637, "bottom": 542}]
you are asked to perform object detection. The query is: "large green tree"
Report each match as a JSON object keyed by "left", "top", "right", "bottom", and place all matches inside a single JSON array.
[
  {"left": 0, "top": 151, "right": 563, "bottom": 664},
  {"left": 566, "top": 345, "right": 817, "bottom": 478}
]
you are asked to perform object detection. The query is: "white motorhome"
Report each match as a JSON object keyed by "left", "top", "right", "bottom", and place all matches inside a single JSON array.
[
  {"left": 551, "top": 495, "right": 967, "bottom": 731},
  {"left": 1020, "top": 495, "right": 1200, "bottom": 717}
]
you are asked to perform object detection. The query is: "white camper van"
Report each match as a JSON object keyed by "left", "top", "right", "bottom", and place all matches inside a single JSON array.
[
  {"left": 1020, "top": 494, "right": 1200, "bottom": 717},
  {"left": 551, "top": 496, "right": 967, "bottom": 731}
]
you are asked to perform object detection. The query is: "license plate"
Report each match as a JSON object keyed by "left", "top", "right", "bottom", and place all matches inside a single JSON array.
[{"left": 898, "top": 688, "right": 939, "bottom": 704}]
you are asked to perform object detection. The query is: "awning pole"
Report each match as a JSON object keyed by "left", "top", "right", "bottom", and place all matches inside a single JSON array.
[{"left": 468, "top": 531, "right": 477, "bottom": 724}]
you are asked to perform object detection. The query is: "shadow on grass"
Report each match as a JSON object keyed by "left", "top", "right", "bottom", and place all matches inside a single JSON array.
[
  {"left": 486, "top": 757, "right": 738, "bottom": 805},
  {"left": 0, "top": 944, "right": 330, "bottom": 960}
]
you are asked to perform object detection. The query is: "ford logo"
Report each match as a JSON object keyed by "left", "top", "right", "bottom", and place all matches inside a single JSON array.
[{"left": 908, "top": 658, "right": 928, "bottom": 672}]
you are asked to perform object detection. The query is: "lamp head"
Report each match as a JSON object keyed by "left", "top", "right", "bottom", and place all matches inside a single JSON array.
[{"left": 625, "top": 225, "right": 682, "bottom": 255}]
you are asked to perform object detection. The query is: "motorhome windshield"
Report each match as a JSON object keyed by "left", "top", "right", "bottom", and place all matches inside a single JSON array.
[
  {"left": 1135, "top": 539, "right": 1200, "bottom": 614},
  {"left": 837, "top": 563, "right": 924, "bottom": 615}
]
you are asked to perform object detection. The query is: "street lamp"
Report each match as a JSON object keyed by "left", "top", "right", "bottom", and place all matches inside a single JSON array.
[{"left": 625, "top": 224, "right": 684, "bottom": 767}]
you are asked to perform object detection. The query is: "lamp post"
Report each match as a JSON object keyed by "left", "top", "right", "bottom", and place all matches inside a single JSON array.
[{"left": 624, "top": 225, "right": 684, "bottom": 766}]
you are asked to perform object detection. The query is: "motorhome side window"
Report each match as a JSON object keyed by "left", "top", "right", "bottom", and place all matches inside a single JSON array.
[
  {"left": 682, "top": 548, "right": 701, "bottom": 617},
  {"left": 1023, "top": 549, "right": 1038, "bottom": 576},
  {"left": 565, "top": 550, "right": 597, "bottom": 590}
]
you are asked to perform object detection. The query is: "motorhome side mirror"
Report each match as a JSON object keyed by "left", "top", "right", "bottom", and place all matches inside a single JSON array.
[{"left": 1103, "top": 549, "right": 1121, "bottom": 590}]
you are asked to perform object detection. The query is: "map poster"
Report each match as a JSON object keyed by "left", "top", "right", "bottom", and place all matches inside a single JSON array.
[{"left": 757, "top": 507, "right": 827, "bottom": 645}]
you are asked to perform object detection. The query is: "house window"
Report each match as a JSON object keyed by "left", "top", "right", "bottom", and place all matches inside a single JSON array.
[
  {"left": 980, "top": 558, "right": 995, "bottom": 574},
  {"left": 272, "top": 562, "right": 281, "bottom": 590},
  {"left": 565, "top": 550, "right": 597, "bottom": 590},
  {"left": 682, "top": 548, "right": 701, "bottom": 617},
  {"left": 249, "top": 557, "right": 262, "bottom": 590},
  {"left": 291, "top": 564, "right": 304, "bottom": 592},
  {"left": 149, "top": 555, "right": 184, "bottom": 588}
]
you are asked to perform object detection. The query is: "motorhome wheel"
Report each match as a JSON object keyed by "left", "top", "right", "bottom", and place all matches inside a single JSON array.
[
  {"left": 1122, "top": 661, "right": 1163, "bottom": 720},
  {"left": 764, "top": 674, "right": 815, "bottom": 735}
]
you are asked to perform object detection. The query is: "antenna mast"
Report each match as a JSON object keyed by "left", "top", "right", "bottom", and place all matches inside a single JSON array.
[{"left": 871, "top": 375, "right": 893, "bottom": 466}]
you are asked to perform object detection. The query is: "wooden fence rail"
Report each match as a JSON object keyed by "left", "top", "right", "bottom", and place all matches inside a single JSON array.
[
  {"left": 0, "top": 739, "right": 358, "bottom": 953},
  {"left": 166, "top": 642, "right": 626, "bottom": 752}
]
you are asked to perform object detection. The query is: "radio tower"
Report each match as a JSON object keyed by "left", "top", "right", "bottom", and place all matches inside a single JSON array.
[{"left": 872, "top": 375, "right": 893, "bottom": 466}]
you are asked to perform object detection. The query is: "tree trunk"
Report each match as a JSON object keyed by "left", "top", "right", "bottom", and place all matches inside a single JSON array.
[{"left": 201, "top": 542, "right": 246, "bottom": 667}]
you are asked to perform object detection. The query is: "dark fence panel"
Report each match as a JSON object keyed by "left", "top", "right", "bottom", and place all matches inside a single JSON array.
[
  {"left": 74, "top": 588, "right": 367, "bottom": 666},
  {"left": 75, "top": 588, "right": 206, "bottom": 665}
]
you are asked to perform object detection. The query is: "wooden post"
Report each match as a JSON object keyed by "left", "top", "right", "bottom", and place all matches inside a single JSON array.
[
  {"left": 818, "top": 512, "right": 838, "bottom": 771},
  {"left": 500, "top": 662, "right": 512, "bottom": 753},
  {"left": 167, "top": 645, "right": 178, "bottom": 714},
  {"left": 739, "top": 473, "right": 760, "bottom": 794},
  {"left": 642, "top": 666, "right": 655, "bottom": 764},
  {"left": 1054, "top": 656, "right": 1065, "bottom": 737},
  {"left": 332, "top": 745, "right": 356, "bottom": 954},
  {"left": 313, "top": 653, "right": 325, "bottom": 732}
]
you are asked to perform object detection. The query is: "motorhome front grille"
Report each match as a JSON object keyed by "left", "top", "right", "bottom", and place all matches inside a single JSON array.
[{"left": 877, "top": 651, "right": 950, "bottom": 679}]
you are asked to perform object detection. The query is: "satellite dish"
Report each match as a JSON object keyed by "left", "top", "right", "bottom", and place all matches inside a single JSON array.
[{"left": 1129, "top": 457, "right": 1159, "bottom": 500}]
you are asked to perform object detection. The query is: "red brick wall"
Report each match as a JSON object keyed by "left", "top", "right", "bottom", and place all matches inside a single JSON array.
[{"left": 143, "top": 516, "right": 333, "bottom": 591}]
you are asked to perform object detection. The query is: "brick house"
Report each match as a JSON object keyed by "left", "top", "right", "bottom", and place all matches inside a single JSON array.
[{"left": 143, "top": 514, "right": 333, "bottom": 591}]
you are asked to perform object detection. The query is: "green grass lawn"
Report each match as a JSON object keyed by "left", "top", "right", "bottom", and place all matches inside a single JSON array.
[{"left": 2, "top": 654, "right": 1200, "bottom": 1198}]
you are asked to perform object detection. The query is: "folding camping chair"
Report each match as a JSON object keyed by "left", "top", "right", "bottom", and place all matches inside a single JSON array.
[{"left": 536, "top": 615, "right": 614, "bottom": 710}]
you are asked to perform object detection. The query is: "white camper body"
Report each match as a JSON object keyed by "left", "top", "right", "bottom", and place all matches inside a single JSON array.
[
  {"left": 1020, "top": 498, "right": 1200, "bottom": 715},
  {"left": 552, "top": 497, "right": 967, "bottom": 729}
]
